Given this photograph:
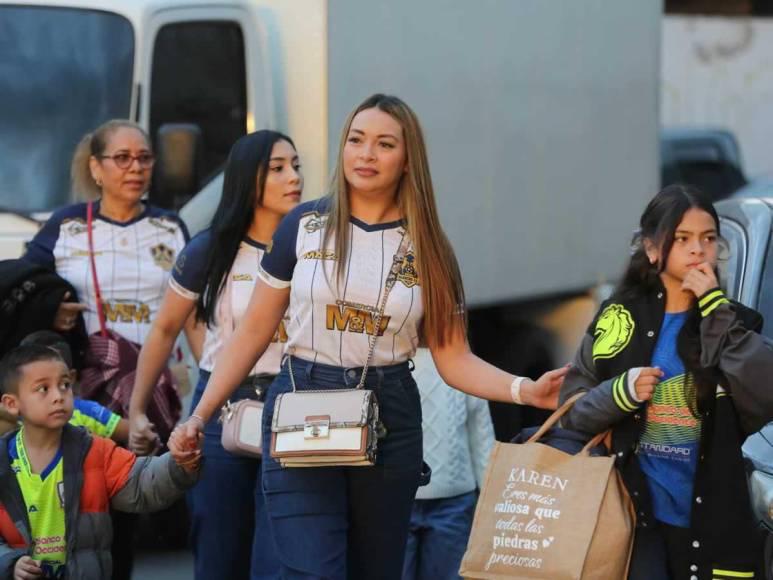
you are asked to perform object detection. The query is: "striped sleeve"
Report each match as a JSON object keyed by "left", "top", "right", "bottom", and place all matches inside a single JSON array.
[
  {"left": 560, "top": 331, "right": 643, "bottom": 434},
  {"left": 698, "top": 287, "right": 730, "bottom": 318},
  {"left": 615, "top": 369, "right": 644, "bottom": 412},
  {"left": 70, "top": 399, "right": 121, "bottom": 438}
]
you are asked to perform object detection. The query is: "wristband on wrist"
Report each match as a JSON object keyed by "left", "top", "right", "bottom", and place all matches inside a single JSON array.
[
  {"left": 189, "top": 413, "right": 206, "bottom": 427},
  {"left": 510, "top": 376, "right": 526, "bottom": 405}
]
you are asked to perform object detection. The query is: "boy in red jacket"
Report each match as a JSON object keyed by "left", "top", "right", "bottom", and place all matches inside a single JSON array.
[{"left": 0, "top": 344, "right": 199, "bottom": 579}]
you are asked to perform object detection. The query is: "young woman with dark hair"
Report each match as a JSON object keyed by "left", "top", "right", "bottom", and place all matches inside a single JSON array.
[
  {"left": 129, "top": 130, "right": 302, "bottom": 579},
  {"left": 560, "top": 184, "right": 773, "bottom": 580},
  {"left": 175, "top": 94, "right": 567, "bottom": 579}
]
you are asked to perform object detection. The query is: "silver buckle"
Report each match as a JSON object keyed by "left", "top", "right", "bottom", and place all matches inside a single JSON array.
[{"left": 304, "top": 416, "right": 330, "bottom": 439}]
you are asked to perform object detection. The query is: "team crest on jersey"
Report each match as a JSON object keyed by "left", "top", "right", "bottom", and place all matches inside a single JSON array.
[
  {"left": 150, "top": 243, "right": 176, "bottom": 271},
  {"left": 303, "top": 212, "right": 327, "bottom": 233},
  {"left": 592, "top": 304, "right": 635, "bottom": 361},
  {"left": 57, "top": 481, "right": 65, "bottom": 508},
  {"left": 63, "top": 218, "right": 88, "bottom": 236},
  {"left": 396, "top": 251, "right": 419, "bottom": 288}
]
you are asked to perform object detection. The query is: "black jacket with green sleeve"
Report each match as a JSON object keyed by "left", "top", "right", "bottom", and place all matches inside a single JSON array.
[{"left": 560, "top": 283, "right": 773, "bottom": 580}]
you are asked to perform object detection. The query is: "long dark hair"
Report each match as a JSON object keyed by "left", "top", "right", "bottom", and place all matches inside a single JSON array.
[
  {"left": 617, "top": 184, "right": 723, "bottom": 414},
  {"left": 197, "top": 130, "right": 295, "bottom": 326}
]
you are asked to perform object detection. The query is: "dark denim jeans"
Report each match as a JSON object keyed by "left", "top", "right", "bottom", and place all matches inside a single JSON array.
[
  {"left": 402, "top": 491, "right": 477, "bottom": 580},
  {"left": 188, "top": 370, "right": 280, "bottom": 580},
  {"left": 261, "top": 356, "right": 423, "bottom": 580}
]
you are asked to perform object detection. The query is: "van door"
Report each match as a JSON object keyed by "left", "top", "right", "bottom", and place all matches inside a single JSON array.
[{"left": 140, "top": 5, "right": 273, "bottom": 207}]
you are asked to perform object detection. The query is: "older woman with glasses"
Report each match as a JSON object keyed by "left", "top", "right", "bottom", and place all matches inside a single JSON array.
[
  {"left": 26, "top": 118, "right": 194, "bottom": 352},
  {"left": 23, "top": 119, "right": 195, "bottom": 580}
]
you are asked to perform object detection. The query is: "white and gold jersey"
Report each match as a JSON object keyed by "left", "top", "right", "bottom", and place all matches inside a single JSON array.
[
  {"left": 259, "top": 199, "right": 423, "bottom": 368},
  {"left": 25, "top": 201, "right": 188, "bottom": 345},
  {"left": 170, "top": 229, "right": 287, "bottom": 376}
]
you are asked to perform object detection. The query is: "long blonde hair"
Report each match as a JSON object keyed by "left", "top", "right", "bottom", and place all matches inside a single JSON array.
[
  {"left": 70, "top": 119, "right": 150, "bottom": 201},
  {"left": 324, "top": 94, "right": 466, "bottom": 347}
]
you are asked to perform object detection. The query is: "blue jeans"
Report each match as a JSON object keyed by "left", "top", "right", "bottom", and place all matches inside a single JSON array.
[
  {"left": 261, "top": 356, "right": 424, "bottom": 580},
  {"left": 188, "top": 370, "right": 280, "bottom": 580},
  {"left": 402, "top": 491, "right": 477, "bottom": 580}
]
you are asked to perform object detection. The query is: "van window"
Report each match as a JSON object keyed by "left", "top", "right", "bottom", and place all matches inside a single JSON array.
[
  {"left": 718, "top": 217, "right": 746, "bottom": 300},
  {"left": 0, "top": 6, "right": 133, "bottom": 212},
  {"left": 150, "top": 21, "right": 247, "bottom": 184}
]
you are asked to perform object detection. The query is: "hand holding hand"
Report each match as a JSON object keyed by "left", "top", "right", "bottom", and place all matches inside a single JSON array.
[
  {"left": 681, "top": 262, "right": 719, "bottom": 299},
  {"left": 128, "top": 413, "right": 159, "bottom": 456},
  {"left": 168, "top": 417, "right": 204, "bottom": 473}
]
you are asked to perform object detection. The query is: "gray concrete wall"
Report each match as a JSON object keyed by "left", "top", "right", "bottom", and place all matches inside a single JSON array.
[{"left": 327, "top": 0, "right": 661, "bottom": 305}]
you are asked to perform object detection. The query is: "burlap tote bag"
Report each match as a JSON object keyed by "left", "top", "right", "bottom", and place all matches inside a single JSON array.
[{"left": 459, "top": 393, "right": 635, "bottom": 580}]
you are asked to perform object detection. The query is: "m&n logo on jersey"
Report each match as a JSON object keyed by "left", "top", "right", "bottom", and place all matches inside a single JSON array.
[
  {"left": 102, "top": 300, "right": 151, "bottom": 324},
  {"left": 326, "top": 300, "right": 390, "bottom": 336}
]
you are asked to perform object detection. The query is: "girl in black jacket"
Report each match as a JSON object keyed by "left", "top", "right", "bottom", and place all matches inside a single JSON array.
[{"left": 561, "top": 184, "right": 773, "bottom": 580}]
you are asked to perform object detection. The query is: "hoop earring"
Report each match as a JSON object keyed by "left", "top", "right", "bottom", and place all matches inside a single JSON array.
[{"left": 95, "top": 178, "right": 103, "bottom": 188}]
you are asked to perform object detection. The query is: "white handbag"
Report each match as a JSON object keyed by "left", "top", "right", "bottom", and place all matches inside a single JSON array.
[
  {"left": 270, "top": 384, "right": 378, "bottom": 466},
  {"left": 270, "top": 232, "right": 410, "bottom": 468}
]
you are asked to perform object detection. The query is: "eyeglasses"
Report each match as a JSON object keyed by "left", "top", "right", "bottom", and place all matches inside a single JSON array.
[{"left": 99, "top": 152, "right": 155, "bottom": 170}]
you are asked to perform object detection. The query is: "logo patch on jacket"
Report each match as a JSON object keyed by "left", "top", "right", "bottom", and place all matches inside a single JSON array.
[{"left": 592, "top": 304, "right": 634, "bottom": 360}]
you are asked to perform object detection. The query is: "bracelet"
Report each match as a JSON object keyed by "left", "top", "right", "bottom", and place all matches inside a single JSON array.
[
  {"left": 510, "top": 376, "right": 526, "bottom": 405},
  {"left": 189, "top": 414, "right": 206, "bottom": 427}
]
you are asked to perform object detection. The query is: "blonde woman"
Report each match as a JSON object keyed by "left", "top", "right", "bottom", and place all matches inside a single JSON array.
[{"left": 177, "top": 94, "right": 567, "bottom": 579}]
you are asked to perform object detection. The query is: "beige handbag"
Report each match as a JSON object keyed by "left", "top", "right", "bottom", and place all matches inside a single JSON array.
[
  {"left": 270, "top": 232, "right": 409, "bottom": 468},
  {"left": 220, "top": 397, "right": 264, "bottom": 457}
]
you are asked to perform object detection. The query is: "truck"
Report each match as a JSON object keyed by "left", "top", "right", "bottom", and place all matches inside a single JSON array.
[{"left": 0, "top": 0, "right": 662, "bottom": 436}]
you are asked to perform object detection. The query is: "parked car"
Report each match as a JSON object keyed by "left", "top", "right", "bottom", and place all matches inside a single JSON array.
[
  {"left": 732, "top": 176, "right": 773, "bottom": 200},
  {"left": 662, "top": 127, "right": 747, "bottom": 202},
  {"left": 716, "top": 196, "right": 773, "bottom": 579}
]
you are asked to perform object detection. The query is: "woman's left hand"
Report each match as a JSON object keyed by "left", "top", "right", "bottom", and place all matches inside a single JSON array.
[
  {"left": 681, "top": 262, "right": 719, "bottom": 299},
  {"left": 523, "top": 365, "right": 570, "bottom": 410},
  {"left": 168, "top": 422, "right": 202, "bottom": 473},
  {"left": 53, "top": 292, "right": 87, "bottom": 332}
]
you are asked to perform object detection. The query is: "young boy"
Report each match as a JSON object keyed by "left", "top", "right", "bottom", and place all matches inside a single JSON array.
[
  {"left": 17, "top": 331, "right": 130, "bottom": 445},
  {"left": 0, "top": 344, "right": 199, "bottom": 579}
]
